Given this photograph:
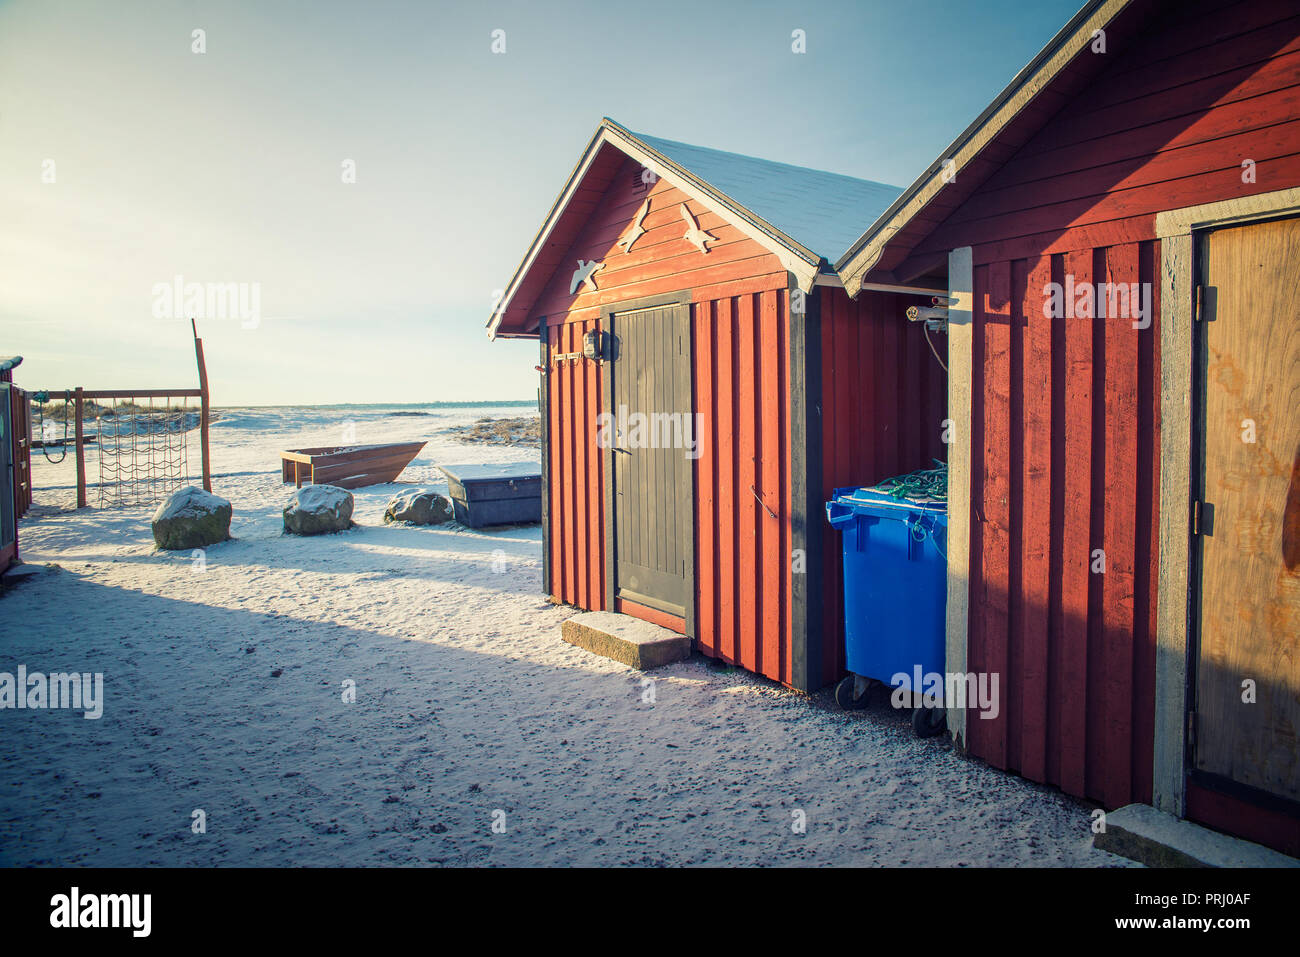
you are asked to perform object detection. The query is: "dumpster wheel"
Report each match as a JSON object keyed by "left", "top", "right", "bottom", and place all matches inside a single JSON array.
[
  {"left": 835, "top": 674, "right": 874, "bottom": 710},
  {"left": 911, "top": 702, "right": 947, "bottom": 738}
]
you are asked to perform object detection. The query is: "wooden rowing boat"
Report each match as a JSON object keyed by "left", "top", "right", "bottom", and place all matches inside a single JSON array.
[{"left": 279, "top": 441, "right": 426, "bottom": 490}]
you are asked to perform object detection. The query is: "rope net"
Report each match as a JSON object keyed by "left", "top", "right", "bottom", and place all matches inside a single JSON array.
[
  {"left": 873, "top": 459, "right": 949, "bottom": 503},
  {"left": 95, "top": 396, "right": 195, "bottom": 507}
]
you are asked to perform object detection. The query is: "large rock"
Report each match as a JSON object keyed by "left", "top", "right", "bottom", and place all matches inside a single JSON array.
[
  {"left": 152, "top": 486, "right": 232, "bottom": 550},
  {"left": 383, "top": 489, "right": 453, "bottom": 526},
  {"left": 283, "top": 484, "right": 354, "bottom": 536}
]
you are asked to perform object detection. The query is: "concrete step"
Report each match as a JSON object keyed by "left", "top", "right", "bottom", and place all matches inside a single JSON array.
[
  {"left": 1093, "top": 803, "right": 1299, "bottom": 867},
  {"left": 561, "top": 611, "right": 690, "bottom": 670},
  {"left": 1, "top": 562, "right": 57, "bottom": 587}
]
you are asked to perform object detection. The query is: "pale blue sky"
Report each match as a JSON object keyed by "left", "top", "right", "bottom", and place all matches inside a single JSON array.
[{"left": 0, "top": 0, "right": 1081, "bottom": 405}]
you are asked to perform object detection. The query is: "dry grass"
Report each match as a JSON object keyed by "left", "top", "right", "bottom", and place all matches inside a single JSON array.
[
  {"left": 447, "top": 415, "right": 540, "bottom": 447},
  {"left": 31, "top": 399, "right": 200, "bottom": 421}
]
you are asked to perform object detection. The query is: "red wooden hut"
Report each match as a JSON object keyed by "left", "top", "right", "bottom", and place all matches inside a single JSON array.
[
  {"left": 835, "top": 0, "right": 1300, "bottom": 854},
  {"left": 1, "top": 356, "right": 32, "bottom": 573},
  {"left": 490, "top": 118, "right": 948, "bottom": 693}
]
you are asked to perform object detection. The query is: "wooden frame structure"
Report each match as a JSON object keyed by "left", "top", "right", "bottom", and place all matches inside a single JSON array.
[{"left": 48, "top": 320, "right": 212, "bottom": 508}]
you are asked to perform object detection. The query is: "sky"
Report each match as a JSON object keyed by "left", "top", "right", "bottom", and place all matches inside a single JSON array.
[{"left": 0, "top": 0, "right": 1084, "bottom": 406}]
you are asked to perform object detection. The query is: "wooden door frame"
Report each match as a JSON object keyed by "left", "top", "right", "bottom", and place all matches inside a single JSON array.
[
  {"left": 600, "top": 289, "right": 697, "bottom": 640},
  {"left": 538, "top": 318, "right": 551, "bottom": 599},
  {"left": 1153, "top": 186, "right": 1300, "bottom": 818}
]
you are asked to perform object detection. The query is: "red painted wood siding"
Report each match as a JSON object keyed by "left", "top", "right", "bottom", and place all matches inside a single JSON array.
[
  {"left": 542, "top": 163, "right": 958, "bottom": 692},
  {"left": 966, "top": 243, "right": 1162, "bottom": 809},
  {"left": 693, "top": 287, "right": 793, "bottom": 684},
  {"left": 539, "top": 155, "right": 796, "bottom": 685},
  {"left": 546, "top": 317, "right": 606, "bottom": 612},
  {"left": 818, "top": 287, "right": 949, "bottom": 689},
  {"left": 545, "top": 288, "right": 795, "bottom": 684},
  {"left": 533, "top": 157, "right": 788, "bottom": 328},
  {"left": 1186, "top": 779, "right": 1300, "bottom": 858},
  {"left": 906, "top": 0, "right": 1300, "bottom": 810},
  {"left": 916, "top": 0, "right": 1300, "bottom": 266}
]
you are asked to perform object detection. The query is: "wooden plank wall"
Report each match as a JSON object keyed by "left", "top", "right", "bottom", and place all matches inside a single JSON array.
[
  {"left": 910, "top": 0, "right": 1300, "bottom": 809},
  {"left": 965, "top": 241, "right": 1162, "bottom": 808},
  {"left": 692, "top": 286, "right": 792, "bottom": 685},
  {"left": 532, "top": 156, "right": 788, "bottom": 325},
  {"left": 539, "top": 153, "right": 796, "bottom": 684},
  {"left": 545, "top": 287, "right": 794, "bottom": 685},
  {"left": 546, "top": 317, "right": 607, "bottom": 613},
  {"left": 818, "top": 287, "right": 950, "bottom": 689},
  {"left": 914, "top": 0, "right": 1300, "bottom": 268}
]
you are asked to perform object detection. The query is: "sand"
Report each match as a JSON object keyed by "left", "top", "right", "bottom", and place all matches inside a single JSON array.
[{"left": 0, "top": 405, "right": 1129, "bottom": 866}]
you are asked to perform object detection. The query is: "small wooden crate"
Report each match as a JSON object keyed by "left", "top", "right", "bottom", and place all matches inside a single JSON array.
[{"left": 437, "top": 463, "right": 542, "bottom": 528}]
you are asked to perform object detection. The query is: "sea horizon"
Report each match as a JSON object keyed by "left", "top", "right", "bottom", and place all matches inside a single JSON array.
[{"left": 209, "top": 399, "right": 538, "bottom": 411}]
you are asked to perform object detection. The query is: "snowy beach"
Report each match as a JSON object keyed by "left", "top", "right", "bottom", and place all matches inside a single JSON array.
[{"left": 0, "top": 405, "right": 1128, "bottom": 867}]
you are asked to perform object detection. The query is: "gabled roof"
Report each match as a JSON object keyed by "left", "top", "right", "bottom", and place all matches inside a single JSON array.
[
  {"left": 834, "top": 0, "right": 1146, "bottom": 295},
  {"left": 633, "top": 132, "right": 902, "bottom": 267},
  {"left": 488, "top": 118, "right": 901, "bottom": 339}
]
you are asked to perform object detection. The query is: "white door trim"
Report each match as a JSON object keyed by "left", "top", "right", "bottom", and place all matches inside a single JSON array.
[{"left": 945, "top": 247, "right": 973, "bottom": 747}]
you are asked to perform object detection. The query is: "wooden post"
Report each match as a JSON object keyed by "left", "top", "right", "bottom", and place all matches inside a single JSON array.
[
  {"left": 74, "top": 387, "right": 86, "bottom": 508},
  {"left": 945, "top": 247, "right": 973, "bottom": 748},
  {"left": 192, "top": 319, "right": 212, "bottom": 492}
]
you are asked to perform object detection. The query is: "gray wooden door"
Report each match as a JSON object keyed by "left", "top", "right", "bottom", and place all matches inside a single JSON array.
[
  {"left": 1193, "top": 215, "right": 1300, "bottom": 805},
  {"left": 607, "top": 300, "right": 693, "bottom": 618}
]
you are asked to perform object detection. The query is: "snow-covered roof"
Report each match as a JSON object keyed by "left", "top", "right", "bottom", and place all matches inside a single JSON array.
[
  {"left": 633, "top": 131, "right": 902, "bottom": 263},
  {"left": 488, "top": 118, "right": 902, "bottom": 339}
]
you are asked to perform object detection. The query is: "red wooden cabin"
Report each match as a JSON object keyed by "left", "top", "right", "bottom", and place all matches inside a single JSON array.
[
  {"left": 1, "top": 356, "right": 32, "bottom": 573},
  {"left": 835, "top": 0, "right": 1300, "bottom": 854},
  {"left": 490, "top": 119, "right": 948, "bottom": 693}
]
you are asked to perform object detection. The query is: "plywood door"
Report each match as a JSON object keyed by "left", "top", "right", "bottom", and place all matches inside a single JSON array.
[
  {"left": 610, "top": 302, "right": 692, "bottom": 617},
  {"left": 1194, "top": 215, "right": 1300, "bottom": 804}
]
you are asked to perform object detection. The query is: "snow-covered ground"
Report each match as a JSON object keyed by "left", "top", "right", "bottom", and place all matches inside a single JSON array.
[{"left": 0, "top": 404, "right": 1130, "bottom": 866}]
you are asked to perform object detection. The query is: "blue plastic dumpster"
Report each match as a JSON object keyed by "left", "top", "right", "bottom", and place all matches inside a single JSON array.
[{"left": 826, "top": 485, "right": 948, "bottom": 736}]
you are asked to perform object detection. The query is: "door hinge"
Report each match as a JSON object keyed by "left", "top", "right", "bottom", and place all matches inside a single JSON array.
[
  {"left": 1191, "top": 499, "right": 1201, "bottom": 535},
  {"left": 1185, "top": 710, "right": 1197, "bottom": 751},
  {"left": 1194, "top": 284, "right": 1204, "bottom": 321}
]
